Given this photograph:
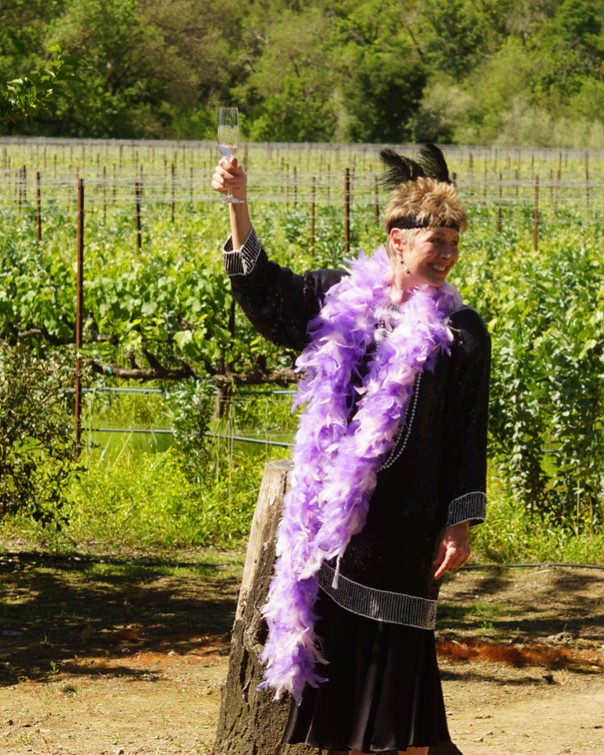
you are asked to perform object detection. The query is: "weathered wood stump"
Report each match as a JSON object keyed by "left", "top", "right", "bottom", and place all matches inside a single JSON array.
[
  {"left": 212, "top": 459, "right": 463, "bottom": 755},
  {"left": 212, "top": 460, "right": 311, "bottom": 755}
]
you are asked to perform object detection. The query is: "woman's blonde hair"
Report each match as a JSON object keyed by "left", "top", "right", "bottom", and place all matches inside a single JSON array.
[{"left": 383, "top": 177, "right": 468, "bottom": 234}]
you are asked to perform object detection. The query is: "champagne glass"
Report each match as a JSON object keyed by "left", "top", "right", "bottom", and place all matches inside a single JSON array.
[{"left": 217, "top": 107, "right": 244, "bottom": 204}]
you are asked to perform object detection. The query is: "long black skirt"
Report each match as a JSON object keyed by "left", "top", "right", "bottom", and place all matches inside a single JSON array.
[{"left": 283, "top": 591, "right": 451, "bottom": 753}]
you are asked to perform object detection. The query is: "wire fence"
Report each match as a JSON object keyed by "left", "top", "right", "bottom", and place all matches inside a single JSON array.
[
  {"left": 0, "top": 137, "right": 602, "bottom": 223},
  {"left": 77, "top": 384, "right": 297, "bottom": 452}
]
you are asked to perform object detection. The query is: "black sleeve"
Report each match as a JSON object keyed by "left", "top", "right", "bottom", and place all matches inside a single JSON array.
[
  {"left": 440, "top": 307, "right": 491, "bottom": 528},
  {"left": 230, "top": 245, "right": 344, "bottom": 352}
]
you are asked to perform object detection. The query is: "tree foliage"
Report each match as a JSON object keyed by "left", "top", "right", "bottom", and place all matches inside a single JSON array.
[
  {"left": 1, "top": 0, "right": 603, "bottom": 144},
  {"left": 0, "top": 47, "right": 74, "bottom": 125}
]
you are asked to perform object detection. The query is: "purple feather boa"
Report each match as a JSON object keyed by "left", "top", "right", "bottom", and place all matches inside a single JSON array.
[{"left": 259, "top": 246, "right": 462, "bottom": 703}]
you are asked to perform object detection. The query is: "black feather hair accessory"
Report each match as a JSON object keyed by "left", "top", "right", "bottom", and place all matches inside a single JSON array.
[{"left": 379, "top": 144, "right": 452, "bottom": 188}]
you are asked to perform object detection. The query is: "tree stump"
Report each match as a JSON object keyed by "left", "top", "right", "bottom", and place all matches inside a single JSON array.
[
  {"left": 212, "top": 460, "right": 311, "bottom": 755},
  {"left": 212, "top": 459, "right": 463, "bottom": 755}
]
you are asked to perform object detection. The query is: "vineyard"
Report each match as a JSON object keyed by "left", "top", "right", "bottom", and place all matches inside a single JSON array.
[{"left": 0, "top": 137, "right": 602, "bottom": 557}]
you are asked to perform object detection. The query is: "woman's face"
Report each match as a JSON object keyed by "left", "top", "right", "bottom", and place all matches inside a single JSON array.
[{"left": 390, "top": 226, "right": 460, "bottom": 291}]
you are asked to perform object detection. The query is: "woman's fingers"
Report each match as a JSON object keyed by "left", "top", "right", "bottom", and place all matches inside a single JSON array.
[
  {"left": 211, "top": 157, "right": 247, "bottom": 199},
  {"left": 433, "top": 523, "right": 471, "bottom": 579},
  {"left": 433, "top": 545, "right": 470, "bottom": 579},
  {"left": 211, "top": 164, "right": 235, "bottom": 193}
]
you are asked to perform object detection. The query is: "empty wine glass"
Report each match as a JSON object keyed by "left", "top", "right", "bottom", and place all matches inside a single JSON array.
[{"left": 217, "top": 107, "right": 244, "bottom": 204}]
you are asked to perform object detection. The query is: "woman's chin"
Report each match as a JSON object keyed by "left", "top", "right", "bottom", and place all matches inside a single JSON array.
[{"left": 419, "top": 276, "right": 447, "bottom": 288}]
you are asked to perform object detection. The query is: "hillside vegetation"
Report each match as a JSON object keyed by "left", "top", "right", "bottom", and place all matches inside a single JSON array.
[{"left": 1, "top": 0, "right": 604, "bottom": 146}]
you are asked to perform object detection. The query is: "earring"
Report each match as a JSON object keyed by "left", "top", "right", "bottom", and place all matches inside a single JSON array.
[{"left": 401, "top": 259, "right": 411, "bottom": 274}]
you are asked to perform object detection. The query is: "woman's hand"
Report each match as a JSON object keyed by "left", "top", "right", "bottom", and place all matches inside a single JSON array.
[
  {"left": 433, "top": 521, "right": 471, "bottom": 579},
  {"left": 211, "top": 157, "right": 247, "bottom": 202}
]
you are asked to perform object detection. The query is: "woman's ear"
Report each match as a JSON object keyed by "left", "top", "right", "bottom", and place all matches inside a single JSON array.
[{"left": 389, "top": 228, "right": 406, "bottom": 256}]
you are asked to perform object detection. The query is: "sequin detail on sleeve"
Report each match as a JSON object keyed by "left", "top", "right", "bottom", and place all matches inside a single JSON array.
[
  {"left": 222, "top": 226, "right": 262, "bottom": 276},
  {"left": 445, "top": 491, "right": 486, "bottom": 528}
]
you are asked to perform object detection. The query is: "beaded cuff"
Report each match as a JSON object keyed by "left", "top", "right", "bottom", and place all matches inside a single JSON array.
[
  {"left": 223, "top": 226, "right": 262, "bottom": 276},
  {"left": 446, "top": 491, "right": 486, "bottom": 528}
]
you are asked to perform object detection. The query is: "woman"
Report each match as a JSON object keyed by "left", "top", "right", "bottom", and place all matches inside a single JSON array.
[{"left": 212, "top": 145, "right": 490, "bottom": 755}]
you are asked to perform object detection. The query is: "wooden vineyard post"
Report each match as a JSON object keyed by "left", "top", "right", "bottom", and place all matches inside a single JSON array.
[
  {"left": 74, "top": 179, "right": 85, "bottom": 455},
  {"left": 103, "top": 165, "right": 107, "bottom": 223},
  {"left": 344, "top": 167, "right": 351, "bottom": 255},
  {"left": 293, "top": 166, "right": 298, "bottom": 210},
  {"left": 135, "top": 179, "right": 143, "bottom": 251},
  {"left": 212, "top": 460, "right": 312, "bottom": 755},
  {"left": 35, "top": 171, "right": 42, "bottom": 242},
  {"left": 585, "top": 151, "right": 590, "bottom": 210},
  {"left": 374, "top": 175, "right": 380, "bottom": 226},
  {"left": 171, "top": 162, "right": 176, "bottom": 223},
  {"left": 533, "top": 174, "right": 540, "bottom": 250},
  {"left": 21, "top": 165, "right": 27, "bottom": 208},
  {"left": 310, "top": 176, "right": 316, "bottom": 258},
  {"left": 496, "top": 172, "right": 502, "bottom": 234}
]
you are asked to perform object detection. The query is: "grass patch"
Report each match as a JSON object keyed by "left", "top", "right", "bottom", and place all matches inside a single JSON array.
[
  {"left": 2, "top": 451, "right": 603, "bottom": 566},
  {"left": 439, "top": 603, "right": 508, "bottom": 622},
  {"left": 0, "top": 436, "right": 285, "bottom": 554},
  {"left": 473, "top": 480, "right": 604, "bottom": 566}
]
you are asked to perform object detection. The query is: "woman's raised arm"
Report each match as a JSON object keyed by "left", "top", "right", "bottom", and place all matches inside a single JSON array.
[{"left": 211, "top": 157, "right": 251, "bottom": 249}]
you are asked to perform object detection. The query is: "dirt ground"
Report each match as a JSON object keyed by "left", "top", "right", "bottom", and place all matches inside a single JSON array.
[{"left": 0, "top": 541, "right": 602, "bottom": 755}]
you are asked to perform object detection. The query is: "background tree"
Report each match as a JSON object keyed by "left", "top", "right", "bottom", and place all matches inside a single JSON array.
[
  {"left": 418, "top": 0, "right": 511, "bottom": 79},
  {"left": 2, "top": 0, "right": 247, "bottom": 138},
  {"left": 0, "top": 1, "right": 73, "bottom": 126},
  {"left": 342, "top": 48, "right": 426, "bottom": 142},
  {"left": 530, "top": 0, "right": 604, "bottom": 110},
  {"left": 334, "top": 0, "right": 427, "bottom": 142},
  {"left": 0, "top": 48, "right": 70, "bottom": 126},
  {"left": 236, "top": 7, "right": 339, "bottom": 142},
  {"left": 1, "top": 0, "right": 604, "bottom": 145},
  {"left": 46, "top": 0, "right": 189, "bottom": 137}
]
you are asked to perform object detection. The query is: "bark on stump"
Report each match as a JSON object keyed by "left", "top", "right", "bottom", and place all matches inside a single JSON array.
[{"left": 212, "top": 459, "right": 462, "bottom": 755}]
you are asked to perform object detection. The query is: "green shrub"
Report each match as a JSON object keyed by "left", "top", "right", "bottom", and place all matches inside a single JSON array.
[
  {"left": 460, "top": 224, "right": 604, "bottom": 530},
  {"left": 474, "top": 476, "right": 604, "bottom": 565},
  {"left": 0, "top": 344, "right": 81, "bottom": 525}
]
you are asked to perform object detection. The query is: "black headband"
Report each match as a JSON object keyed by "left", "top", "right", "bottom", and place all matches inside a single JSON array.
[{"left": 387, "top": 217, "right": 461, "bottom": 232}]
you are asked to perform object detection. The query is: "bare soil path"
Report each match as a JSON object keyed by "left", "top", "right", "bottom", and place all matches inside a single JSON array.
[{"left": 1, "top": 542, "right": 602, "bottom": 755}]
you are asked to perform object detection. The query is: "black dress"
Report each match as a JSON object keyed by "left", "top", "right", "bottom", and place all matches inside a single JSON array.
[{"left": 226, "top": 230, "right": 491, "bottom": 752}]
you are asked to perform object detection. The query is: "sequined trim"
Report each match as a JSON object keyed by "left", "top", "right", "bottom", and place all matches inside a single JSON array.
[
  {"left": 223, "top": 226, "right": 261, "bottom": 276},
  {"left": 318, "top": 563, "right": 437, "bottom": 630},
  {"left": 446, "top": 491, "right": 486, "bottom": 528}
]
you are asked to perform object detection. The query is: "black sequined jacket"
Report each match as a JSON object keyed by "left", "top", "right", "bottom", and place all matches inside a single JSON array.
[{"left": 225, "top": 228, "right": 491, "bottom": 630}]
